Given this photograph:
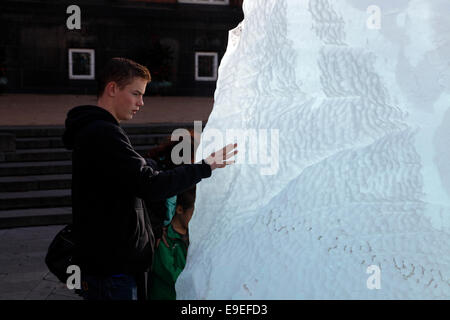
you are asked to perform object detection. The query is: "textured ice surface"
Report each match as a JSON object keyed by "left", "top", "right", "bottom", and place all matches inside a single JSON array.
[{"left": 176, "top": 0, "right": 450, "bottom": 299}]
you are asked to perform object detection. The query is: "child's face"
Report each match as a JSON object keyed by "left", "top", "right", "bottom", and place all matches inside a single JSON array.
[
  {"left": 184, "top": 207, "right": 194, "bottom": 224},
  {"left": 176, "top": 205, "right": 195, "bottom": 229}
]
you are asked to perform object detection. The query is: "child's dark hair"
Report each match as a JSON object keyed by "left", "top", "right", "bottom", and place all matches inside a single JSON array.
[
  {"left": 97, "top": 57, "right": 151, "bottom": 98},
  {"left": 147, "top": 129, "right": 198, "bottom": 170},
  {"left": 176, "top": 186, "right": 196, "bottom": 211}
]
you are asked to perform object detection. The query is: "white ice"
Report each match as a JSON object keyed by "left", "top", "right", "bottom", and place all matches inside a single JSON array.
[{"left": 176, "top": 0, "right": 450, "bottom": 299}]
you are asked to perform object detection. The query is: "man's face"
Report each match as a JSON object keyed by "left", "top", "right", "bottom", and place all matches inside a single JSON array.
[{"left": 111, "top": 77, "right": 148, "bottom": 121}]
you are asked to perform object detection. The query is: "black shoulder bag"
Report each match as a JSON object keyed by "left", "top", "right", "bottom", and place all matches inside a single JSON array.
[{"left": 45, "top": 224, "right": 76, "bottom": 284}]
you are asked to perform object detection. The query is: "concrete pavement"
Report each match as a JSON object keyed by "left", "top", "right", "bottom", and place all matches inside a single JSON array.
[{"left": 0, "top": 225, "right": 82, "bottom": 300}]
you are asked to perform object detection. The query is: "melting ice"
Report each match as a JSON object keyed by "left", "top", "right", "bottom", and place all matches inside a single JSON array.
[{"left": 176, "top": 0, "right": 450, "bottom": 299}]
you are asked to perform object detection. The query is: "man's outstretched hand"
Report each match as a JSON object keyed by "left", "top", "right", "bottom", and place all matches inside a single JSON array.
[{"left": 204, "top": 143, "right": 238, "bottom": 171}]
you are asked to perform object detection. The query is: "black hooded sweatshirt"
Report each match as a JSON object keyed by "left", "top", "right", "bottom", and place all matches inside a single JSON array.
[{"left": 62, "top": 105, "right": 211, "bottom": 275}]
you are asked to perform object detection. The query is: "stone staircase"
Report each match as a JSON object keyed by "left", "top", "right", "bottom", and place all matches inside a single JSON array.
[{"left": 0, "top": 123, "right": 194, "bottom": 229}]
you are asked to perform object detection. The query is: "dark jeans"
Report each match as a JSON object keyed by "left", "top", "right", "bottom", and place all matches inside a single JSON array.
[{"left": 79, "top": 274, "right": 138, "bottom": 300}]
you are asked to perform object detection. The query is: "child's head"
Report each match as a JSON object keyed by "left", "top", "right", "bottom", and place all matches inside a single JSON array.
[
  {"left": 173, "top": 187, "right": 196, "bottom": 230},
  {"left": 147, "top": 129, "right": 199, "bottom": 169}
]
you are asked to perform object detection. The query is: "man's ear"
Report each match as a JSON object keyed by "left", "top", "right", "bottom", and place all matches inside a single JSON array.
[{"left": 105, "top": 81, "right": 118, "bottom": 97}]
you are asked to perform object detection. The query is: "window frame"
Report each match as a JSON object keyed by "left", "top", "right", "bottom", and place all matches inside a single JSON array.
[
  {"left": 195, "top": 52, "right": 218, "bottom": 82},
  {"left": 68, "top": 48, "right": 95, "bottom": 80}
]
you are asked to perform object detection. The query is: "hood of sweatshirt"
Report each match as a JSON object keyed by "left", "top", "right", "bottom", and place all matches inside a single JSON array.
[{"left": 62, "top": 105, "right": 119, "bottom": 150}]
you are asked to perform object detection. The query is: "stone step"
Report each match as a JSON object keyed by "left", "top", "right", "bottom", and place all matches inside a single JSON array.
[
  {"left": 4, "top": 148, "right": 72, "bottom": 162},
  {"left": 2, "top": 144, "right": 157, "bottom": 163},
  {"left": 0, "top": 144, "right": 160, "bottom": 177},
  {"left": 0, "top": 207, "right": 72, "bottom": 229},
  {"left": 123, "top": 123, "right": 197, "bottom": 135},
  {"left": 0, "top": 189, "right": 71, "bottom": 210},
  {"left": 16, "top": 137, "right": 64, "bottom": 150},
  {"left": 0, "top": 122, "right": 196, "bottom": 138},
  {"left": 0, "top": 160, "right": 72, "bottom": 177},
  {"left": 130, "top": 134, "right": 171, "bottom": 147},
  {"left": 0, "top": 126, "right": 64, "bottom": 138},
  {"left": 0, "top": 123, "right": 198, "bottom": 228},
  {"left": 0, "top": 174, "right": 72, "bottom": 192},
  {"left": 15, "top": 133, "right": 170, "bottom": 150}
]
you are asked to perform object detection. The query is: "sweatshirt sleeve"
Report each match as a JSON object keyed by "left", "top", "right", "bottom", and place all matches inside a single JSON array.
[
  {"left": 138, "top": 160, "right": 211, "bottom": 201},
  {"left": 95, "top": 123, "right": 212, "bottom": 201}
]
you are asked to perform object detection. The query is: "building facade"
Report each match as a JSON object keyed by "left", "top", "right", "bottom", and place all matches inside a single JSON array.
[{"left": 0, "top": 0, "right": 244, "bottom": 96}]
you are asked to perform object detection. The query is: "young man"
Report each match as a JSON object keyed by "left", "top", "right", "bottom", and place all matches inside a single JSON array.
[{"left": 62, "top": 57, "right": 237, "bottom": 300}]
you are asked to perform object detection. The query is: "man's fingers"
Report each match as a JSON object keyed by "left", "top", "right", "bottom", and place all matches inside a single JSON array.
[
  {"left": 217, "top": 160, "right": 235, "bottom": 168},
  {"left": 207, "top": 144, "right": 238, "bottom": 169},
  {"left": 226, "top": 143, "right": 238, "bottom": 153},
  {"left": 223, "top": 143, "right": 235, "bottom": 152},
  {"left": 214, "top": 143, "right": 238, "bottom": 157},
  {"left": 210, "top": 143, "right": 238, "bottom": 161},
  {"left": 224, "top": 149, "right": 238, "bottom": 160},
  {"left": 217, "top": 143, "right": 237, "bottom": 155}
]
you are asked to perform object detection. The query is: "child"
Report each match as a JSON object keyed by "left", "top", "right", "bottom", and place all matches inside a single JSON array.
[{"left": 149, "top": 186, "right": 196, "bottom": 300}]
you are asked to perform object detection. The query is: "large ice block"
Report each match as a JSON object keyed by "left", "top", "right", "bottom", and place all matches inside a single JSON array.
[{"left": 176, "top": 0, "right": 450, "bottom": 299}]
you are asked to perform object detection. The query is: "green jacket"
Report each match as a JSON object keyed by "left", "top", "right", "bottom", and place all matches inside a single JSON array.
[{"left": 149, "top": 225, "right": 188, "bottom": 300}]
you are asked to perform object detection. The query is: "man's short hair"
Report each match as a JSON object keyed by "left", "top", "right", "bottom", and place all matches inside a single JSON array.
[{"left": 97, "top": 57, "right": 151, "bottom": 97}]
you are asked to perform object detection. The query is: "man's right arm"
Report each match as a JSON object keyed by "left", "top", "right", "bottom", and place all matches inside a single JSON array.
[
  {"left": 139, "top": 142, "right": 238, "bottom": 200},
  {"left": 94, "top": 124, "right": 215, "bottom": 201},
  {"left": 137, "top": 160, "right": 212, "bottom": 201}
]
